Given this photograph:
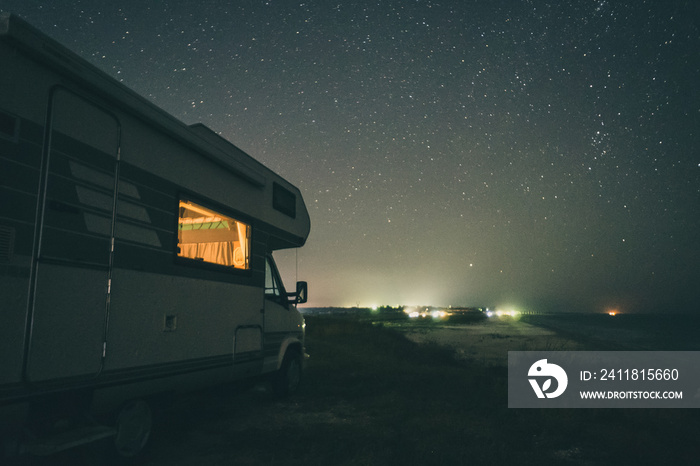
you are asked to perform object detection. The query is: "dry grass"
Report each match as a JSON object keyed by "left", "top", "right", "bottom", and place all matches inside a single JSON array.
[{"left": 42, "top": 313, "right": 700, "bottom": 465}]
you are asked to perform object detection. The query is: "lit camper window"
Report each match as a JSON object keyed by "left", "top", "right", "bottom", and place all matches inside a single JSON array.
[{"left": 177, "top": 200, "right": 250, "bottom": 269}]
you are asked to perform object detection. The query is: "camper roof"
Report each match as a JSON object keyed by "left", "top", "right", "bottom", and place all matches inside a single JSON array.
[
  {"left": 0, "top": 12, "right": 310, "bottom": 247},
  {"left": 0, "top": 12, "right": 269, "bottom": 186}
]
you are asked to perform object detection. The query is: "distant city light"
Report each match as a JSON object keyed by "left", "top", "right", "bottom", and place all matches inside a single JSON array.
[
  {"left": 486, "top": 308, "right": 520, "bottom": 318},
  {"left": 404, "top": 307, "right": 454, "bottom": 319}
]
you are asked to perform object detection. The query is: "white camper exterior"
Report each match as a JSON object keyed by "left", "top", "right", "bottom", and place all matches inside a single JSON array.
[{"left": 0, "top": 13, "right": 310, "bottom": 456}]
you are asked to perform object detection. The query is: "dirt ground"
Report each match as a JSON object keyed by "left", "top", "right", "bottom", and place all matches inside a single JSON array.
[
  {"left": 400, "top": 316, "right": 584, "bottom": 366},
  {"left": 31, "top": 314, "right": 700, "bottom": 465}
]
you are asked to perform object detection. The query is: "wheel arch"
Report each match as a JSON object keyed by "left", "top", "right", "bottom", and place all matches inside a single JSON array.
[{"left": 275, "top": 337, "right": 303, "bottom": 370}]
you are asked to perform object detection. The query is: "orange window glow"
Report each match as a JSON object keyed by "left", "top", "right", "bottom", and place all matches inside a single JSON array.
[{"left": 177, "top": 200, "right": 250, "bottom": 269}]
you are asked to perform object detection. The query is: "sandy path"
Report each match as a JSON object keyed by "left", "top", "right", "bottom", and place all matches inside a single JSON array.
[{"left": 401, "top": 317, "right": 583, "bottom": 366}]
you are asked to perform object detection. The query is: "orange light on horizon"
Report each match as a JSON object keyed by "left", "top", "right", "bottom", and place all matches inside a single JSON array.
[{"left": 608, "top": 310, "right": 617, "bottom": 316}]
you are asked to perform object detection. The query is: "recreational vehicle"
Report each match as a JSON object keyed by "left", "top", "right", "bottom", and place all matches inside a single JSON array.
[{"left": 0, "top": 13, "right": 310, "bottom": 457}]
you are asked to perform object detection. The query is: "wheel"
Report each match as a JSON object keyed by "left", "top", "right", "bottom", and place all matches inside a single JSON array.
[
  {"left": 113, "top": 399, "right": 152, "bottom": 458},
  {"left": 272, "top": 350, "right": 302, "bottom": 397}
]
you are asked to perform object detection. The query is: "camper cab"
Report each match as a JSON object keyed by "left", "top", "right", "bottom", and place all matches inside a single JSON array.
[{"left": 0, "top": 13, "right": 310, "bottom": 457}]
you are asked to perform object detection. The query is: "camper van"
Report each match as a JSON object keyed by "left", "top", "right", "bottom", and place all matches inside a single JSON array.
[{"left": 0, "top": 13, "right": 310, "bottom": 457}]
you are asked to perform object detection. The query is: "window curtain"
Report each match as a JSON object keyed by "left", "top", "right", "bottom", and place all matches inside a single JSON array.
[
  {"left": 180, "top": 241, "right": 236, "bottom": 267},
  {"left": 236, "top": 222, "right": 249, "bottom": 268}
]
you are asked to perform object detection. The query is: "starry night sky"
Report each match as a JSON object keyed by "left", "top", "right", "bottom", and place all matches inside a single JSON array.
[{"left": 4, "top": 0, "right": 699, "bottom": 312}]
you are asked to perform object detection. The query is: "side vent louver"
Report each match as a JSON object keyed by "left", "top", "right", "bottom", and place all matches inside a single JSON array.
[
  {"left": 272, "top": 183, "right": 296, "bottom": 219},
  {"left": 0, "top": 225, "right": 16, "bottom": 261},
  {"left": 0, "top": 110, "right": 19, "bottom": 142}
]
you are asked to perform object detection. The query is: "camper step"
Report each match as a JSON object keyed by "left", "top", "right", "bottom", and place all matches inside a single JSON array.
[{"left": 22, "top": 425, "right": 116, "bottom": 456}]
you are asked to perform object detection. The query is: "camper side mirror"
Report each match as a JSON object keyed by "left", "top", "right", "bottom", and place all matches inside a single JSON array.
[{"left": 288, "top": 281, "right": 308, "bottom": 304}]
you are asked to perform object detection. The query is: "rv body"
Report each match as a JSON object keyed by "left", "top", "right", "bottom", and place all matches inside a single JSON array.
[{"left": 0, "top": 13, "right": 310, "bottom": 455}]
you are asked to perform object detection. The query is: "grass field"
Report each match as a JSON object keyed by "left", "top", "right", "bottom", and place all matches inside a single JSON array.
[
  {"left": 143, "top": 314, "right": 700, "bottom": 465},
  {"left": 41, "top": 313, "right": 700, "bottom": 465}
]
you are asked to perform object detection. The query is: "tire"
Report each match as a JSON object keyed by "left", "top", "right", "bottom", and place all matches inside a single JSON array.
[{"left": 272, "top": 350, "right": 302, "bottom": 398}]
